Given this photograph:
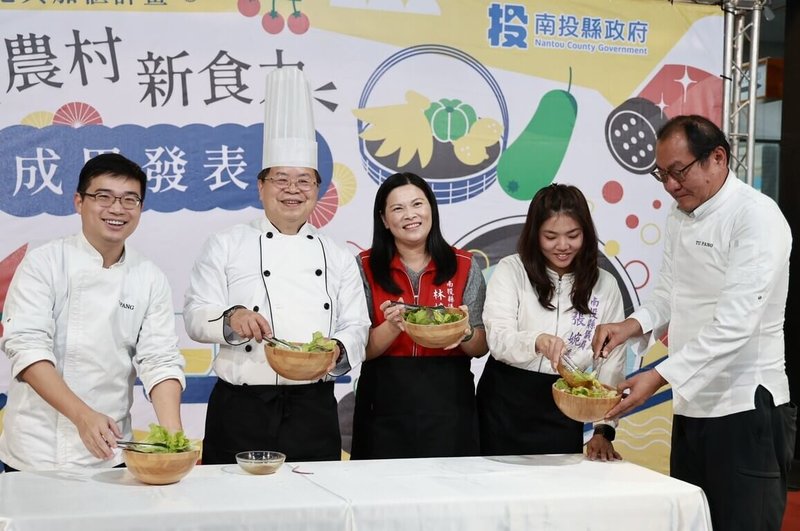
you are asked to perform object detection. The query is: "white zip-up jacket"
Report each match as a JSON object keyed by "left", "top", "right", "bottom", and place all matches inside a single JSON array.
[
  {"left": 484, "top": 254, "right": 625, "bottom": 388},
  {"left": 0, "top": 233, "right": 186, "bottom": 470},
  {"left": 633, "top": 172, "right": 791, "bottom": 417}
]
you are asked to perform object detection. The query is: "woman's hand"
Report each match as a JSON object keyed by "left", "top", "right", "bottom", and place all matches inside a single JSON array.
[
  {"left": 535, "top": 333, "right": 567, "bottom": 370},
  {"left": 380, "top": 298, "right": 406, "bottom": 332},
  {"left": 444, "top": 305, "right": 472, "bottom": 350}
]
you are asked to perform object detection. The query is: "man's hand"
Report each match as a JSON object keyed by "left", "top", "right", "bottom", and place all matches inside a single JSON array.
[
  {"left": 229, "top": 308, "right": 272, "bottom": 342},
  {"left": 585, "top": 434, "right": 622, "bottom": 461},
  {"left": 591, "top": 318, "right": 643, "bottom": 358},
  {"left": 604, "top": 369, "right": 667, "bottom": 420},
  {"left": 75, "top": 409, "right": 122, "bottom": 459},
  {"left": 308, "top": 344, "right": 340, "bottom": 381}
]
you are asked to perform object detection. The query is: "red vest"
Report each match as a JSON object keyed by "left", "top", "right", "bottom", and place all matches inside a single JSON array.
[{"left": 359, "top": 248, "right": 473, "bottom": 357}]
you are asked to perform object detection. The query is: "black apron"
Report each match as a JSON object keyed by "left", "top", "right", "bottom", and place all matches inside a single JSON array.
[
  {"left": 476, "top": 356, "right": 582, "bottom": 456},
  {"left": 202, "top": 379, "right": 341, "bottom": 464},
  {"left": 351, "top": 356, "right": 479, "bottom": 459}
]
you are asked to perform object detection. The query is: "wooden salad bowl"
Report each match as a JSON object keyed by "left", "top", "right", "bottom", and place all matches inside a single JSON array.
[
  {"left": 265, "top": 343, "right": 333, "bottom": 381},
  {"left": 551, "top": 383, "right": 622, "bottom": 423},
  {"left": 403, "top": 307, "right": 468, "bottom": 349},
  {"left": 123, "top": 448, "right": 200, "bottom": 485}
]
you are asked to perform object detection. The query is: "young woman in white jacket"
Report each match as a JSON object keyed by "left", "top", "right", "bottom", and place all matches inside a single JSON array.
[{"left": 477, "top": 184, "right": 625, "bottom": 461}]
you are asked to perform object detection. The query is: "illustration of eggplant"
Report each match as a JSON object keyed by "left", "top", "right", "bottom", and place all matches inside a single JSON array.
[
  {"left": 604, "top": 97, "right": 666, "bottom": 174},
  {"left": 497, "top": 68, "right": 577, "bottom": 201}
]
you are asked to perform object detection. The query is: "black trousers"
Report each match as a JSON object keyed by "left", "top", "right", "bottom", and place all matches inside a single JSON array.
[
  {"left": 476, "top": 356, "right": 582, "bottom": 456},
  {"left": 202, "top": 378, "right": 341, "bottom": 464},
  {"left": 671, "top": 385, "right": 797, "bottom": 531},
  {"left": 351, "top": 356, "right": 479, "bottom": 460}
]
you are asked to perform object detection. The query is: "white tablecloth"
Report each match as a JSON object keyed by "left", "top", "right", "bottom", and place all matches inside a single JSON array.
[{"left": 0, "top": 455, "right": 712, "bottom": 531}]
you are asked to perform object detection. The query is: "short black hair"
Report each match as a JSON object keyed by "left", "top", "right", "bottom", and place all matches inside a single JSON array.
[
  {"left": 657, "top": 115, "right": 730, "bottom": 166},
  {"left": 77, "top": 153, "right": 147, "bottom": 202}
]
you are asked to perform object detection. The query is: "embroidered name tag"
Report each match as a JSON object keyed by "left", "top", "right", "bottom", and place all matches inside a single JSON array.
[
  {"left": 695, "top": 240, "right": 714, "bottom": 248},
  {"left": 119, "top": 301, "right": 135, "bottom": 310}
]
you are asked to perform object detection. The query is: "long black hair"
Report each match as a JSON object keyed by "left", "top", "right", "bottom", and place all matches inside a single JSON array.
[
  {"left": 369, "top": 172, "right": 456, "bottom": 295},
  {"left": 517, "top": 184, "right": 599, "bottom": 315}
]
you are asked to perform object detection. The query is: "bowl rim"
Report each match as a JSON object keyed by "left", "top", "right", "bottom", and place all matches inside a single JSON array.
[{"left": 235, "top": 450, "right": 287, "bottom": 462}]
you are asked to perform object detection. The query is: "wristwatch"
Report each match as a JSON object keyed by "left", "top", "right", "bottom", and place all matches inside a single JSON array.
[
  {"left": 222, "top": 305, "right": 244, "bottom": 327},
  {"left": 593, "top": 424, "right": 616, "bottom": 442}
]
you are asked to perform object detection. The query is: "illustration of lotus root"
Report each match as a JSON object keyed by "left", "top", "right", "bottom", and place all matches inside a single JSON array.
[
  {"left": 425, "top": 98, "right": 477, "bottom": 143},
  {"left": 452, "top": 118, "right": 504, "bottom": 166},
  {"left": 353, "top": 90, "right": 433, "bottom": 167},
  {"left": 605, "top": 97, "right": 666, "bottom": 174}
]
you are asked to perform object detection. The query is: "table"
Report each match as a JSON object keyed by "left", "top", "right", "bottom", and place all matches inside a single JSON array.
[{"left": 0, "top": 455, "right": 712, "bottom": 531}]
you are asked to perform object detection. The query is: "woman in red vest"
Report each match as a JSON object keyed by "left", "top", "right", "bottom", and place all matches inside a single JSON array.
[{"left": 351, "top": 172, "right": 488, "bottom": 459}]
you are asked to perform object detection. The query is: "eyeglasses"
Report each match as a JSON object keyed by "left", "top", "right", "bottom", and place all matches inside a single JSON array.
[
  {"left": 261, "top": 176, "right": 317, "bottom": 192},
  {"left": 650, "top": 157, "right": 702, "bottom": 184},
  {"left": 82, "top": 192, "right": 142, "bottom": 210}
]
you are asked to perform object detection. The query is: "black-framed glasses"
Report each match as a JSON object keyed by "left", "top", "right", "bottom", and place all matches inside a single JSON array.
[
  {"left": 82, "top": 192, "right": 142, "bottom": 210},
  {"left": 261, "top": 176, "right": 317, "bottom": 192},
  {"left": 650, "top": 157, "right": 702, "bottom": 184}
]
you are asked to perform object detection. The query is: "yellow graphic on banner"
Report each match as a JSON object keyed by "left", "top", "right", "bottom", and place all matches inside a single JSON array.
[
  {"left": 615, "top": 339, "right": 672, "bottom": 474},
  {"left": 305, "top": 0, "right": 719, "bottom": 104}
]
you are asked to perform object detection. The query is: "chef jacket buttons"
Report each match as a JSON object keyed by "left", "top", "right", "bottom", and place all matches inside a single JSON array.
[
  {"left": 306, "top": 235, "right": 314, "bottom": 240},
  {"left": 323, "top": 303, "right": 330, "bottom": 310},
  {"left": 263, "top": 270, "right": 270, "bottom": 277},
  {"left": 266, "top": 232, "right": 274, "bottom": 238},
  {"left": 245, "top": 345, "right": 252, "bottom": 352},
  {"left": 315, "top": 269, "right": 322, "bottom": 276},
  {"left": 252, "top": 305, "right": 259, "bottom": 312}
]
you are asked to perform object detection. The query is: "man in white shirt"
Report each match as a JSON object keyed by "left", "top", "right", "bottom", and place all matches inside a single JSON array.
[
  {"left": 592, "top": 115, "right": 795, "bottom": 531},
  {"left": 0, "top": 153, "right": 186, "bottom": 471}
]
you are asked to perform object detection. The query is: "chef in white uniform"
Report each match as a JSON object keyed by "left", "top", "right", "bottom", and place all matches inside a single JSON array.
[
  {"left": 0, "top": 153, "right": 186, "bottom": 471},
  {"left": 184, "top": 67, "right": 369, "bottom": 464}
]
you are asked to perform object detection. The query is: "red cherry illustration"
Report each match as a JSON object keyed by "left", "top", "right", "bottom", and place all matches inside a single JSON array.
[
  {"left": 262, "top": 10, "right": 285, "bottom": 34},
  {"left": 287, "top": 11, "right": 310, "bottom": 34},
  {"left": 237, "top": 0, "right": 260, "bottom": 17}
]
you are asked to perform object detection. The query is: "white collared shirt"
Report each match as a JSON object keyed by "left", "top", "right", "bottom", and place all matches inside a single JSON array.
[
  {"left": 0, "top": 233, "right": 186, "bottom": 470},
  {"left": 632, "top": 172, "right": 791, "bottom": 417}
]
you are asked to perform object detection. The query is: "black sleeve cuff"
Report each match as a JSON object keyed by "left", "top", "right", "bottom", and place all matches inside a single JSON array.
[{"left": 593, "top": 424, "right": 616, "bottom": 442}]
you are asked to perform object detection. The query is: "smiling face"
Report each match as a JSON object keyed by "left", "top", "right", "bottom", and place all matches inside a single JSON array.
[
  {"left": 538, "top": 212, "right": 584, "bottom": 276},
  {"left": 258, "top": 166, "right": 319, "bottom": 235},
  {"left": 381, "top": 184, "right": 432, "bottom": 250},
  {"left": 74, "top": 173, "right": 143, "bottom": 266},
  {"left": 655, "top": 132, "right": 728, "bottom": 213}
]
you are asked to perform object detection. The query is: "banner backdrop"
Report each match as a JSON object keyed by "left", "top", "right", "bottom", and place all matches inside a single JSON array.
[{"left": 0, "top": 0, "right": 722, "bottom": 472}]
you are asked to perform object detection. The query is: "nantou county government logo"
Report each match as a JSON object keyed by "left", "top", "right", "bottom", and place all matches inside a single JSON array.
[{"left": 487, "top": 3, "right": 650, "bottom": 56}]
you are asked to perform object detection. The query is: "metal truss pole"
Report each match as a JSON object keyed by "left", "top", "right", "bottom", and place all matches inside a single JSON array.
[{"left": 721, "top": 0, "right": 767, "bottom": 186}]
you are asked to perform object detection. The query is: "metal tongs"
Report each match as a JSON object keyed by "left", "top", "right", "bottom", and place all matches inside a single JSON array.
[
  {"left": 116, "top": 440, "right": 169, "bottom": 451},
  {"left": 557, "top": 350, "right": 593, "bottom": 389},
  {"left": 387, "top": 301, "right": 445, "bottom": 311},
  {"left": 264, "top": 336, "right": 300, "bottom": 350}
]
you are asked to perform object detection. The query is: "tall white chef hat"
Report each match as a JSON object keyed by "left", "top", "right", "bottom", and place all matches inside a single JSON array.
[{"left": 262, "top": 67, "right": 317, "bottom": 170}]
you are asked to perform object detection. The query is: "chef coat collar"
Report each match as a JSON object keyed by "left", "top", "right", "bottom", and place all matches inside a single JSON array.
[
  {"left": 680, "top": 170, "right": 736, "bottom": 220},
  {"left": 77, "top": 231, "right": 128, "bottom": 268},
  {"left": 255, "top": 216, "right": 317, "bottom": 239}
]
